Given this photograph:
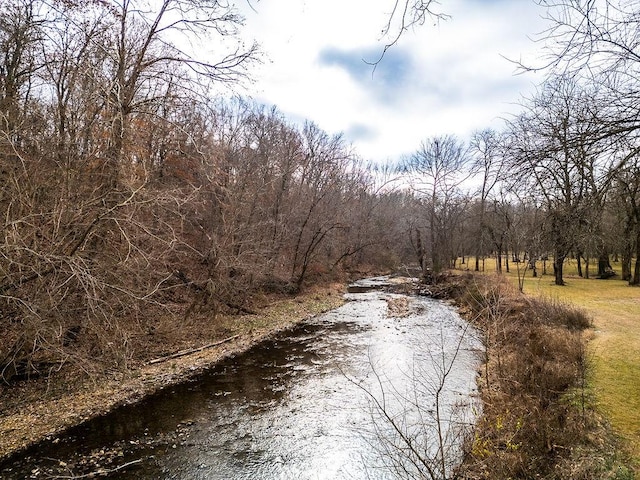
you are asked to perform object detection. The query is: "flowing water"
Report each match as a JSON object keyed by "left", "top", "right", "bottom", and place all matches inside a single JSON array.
[{"left": 1, "top": 278, "right": 482, "bottom": 479}]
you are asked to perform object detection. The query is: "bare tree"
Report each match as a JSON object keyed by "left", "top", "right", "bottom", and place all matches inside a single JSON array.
[
  {"left": 288, "top": 122, "right": 355, "bottom": 287},
  {"left": 0, "top": 0, "right": 42, "bottom": 136},
  {"left": 529, "top": 0, "right": 640, "bottom": 174},
  {"left": 534, "top": 0, "right": 640, "bottom": 79},
  {"left": 506, "top": 75, "right": 610, "bottom": 285},
  {"left": 401, "top": 135, "right": 470, "bottom": 276},
  {"left": 469, "top": 129, "right": 506, "bottom": 272},
  {"left": 484, "top": 194, "right": 514, "bottom": 275},
  {"left": 374, "top": 0, "right": 449, "bottom": 64},
  {"left": 80, "top": 0, "right": 258, "bottom": 187}
]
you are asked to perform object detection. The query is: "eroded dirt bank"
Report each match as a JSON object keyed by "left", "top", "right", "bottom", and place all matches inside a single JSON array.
[{"left": 0, "top": 284, "right": 346, "bottom": 462}]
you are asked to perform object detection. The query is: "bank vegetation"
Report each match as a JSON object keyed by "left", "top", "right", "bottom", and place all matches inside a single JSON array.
[
  {"left": 1, "top": 1, "right": 640, "bottom": 477},
  {"left": 431, "top": 273, "right": 634, "bottom": 479}
]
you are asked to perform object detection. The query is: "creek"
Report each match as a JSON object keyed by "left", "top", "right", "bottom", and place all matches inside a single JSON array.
[{"left": 1, "top": 277, "right": 481, "bottom": 479}]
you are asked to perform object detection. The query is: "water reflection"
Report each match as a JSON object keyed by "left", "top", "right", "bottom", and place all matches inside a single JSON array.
[{"left": 1, "top": 288, "right": 480, "bottom": 480}]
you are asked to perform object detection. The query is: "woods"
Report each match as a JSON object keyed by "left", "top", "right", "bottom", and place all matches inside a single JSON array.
[
  {"left": 0, "top": 0, "right": 405, "bottom": 381},
  {"left": 0, "top": 0, "right": 639, "bottom": 477},
  {"left": 2, "top": 0, "right": 640, "bottom": 385}
]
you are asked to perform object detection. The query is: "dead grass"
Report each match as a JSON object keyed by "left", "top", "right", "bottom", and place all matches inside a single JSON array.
[
  {"left": 435, "top": 271, "right": 634, "bottom": 479},
  {"left": 462, "top": 257, "right": 640, "bottom": 473},
  {"left": 0, "top": 282, "right": 346, "bottom": 462}
]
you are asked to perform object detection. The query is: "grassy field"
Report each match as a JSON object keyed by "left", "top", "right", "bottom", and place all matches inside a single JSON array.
[{"left": 462, "top": 257, "right": 640, "bottom": 467}]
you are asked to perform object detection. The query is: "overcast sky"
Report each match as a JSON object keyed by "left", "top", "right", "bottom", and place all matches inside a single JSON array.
[{"left": 236, "top": 0, "right": 551, "bottom": 163}]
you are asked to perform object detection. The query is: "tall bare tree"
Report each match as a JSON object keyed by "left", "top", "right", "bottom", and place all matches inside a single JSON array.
[
  {"left": 507, "top": 75, "right": 609, "bottom": 285},
  {"left": 402, "top": 135, "right": 469, "bottom": 275},
  {"left": 469, "top": 129, "right": 505, "bottom": 272}
]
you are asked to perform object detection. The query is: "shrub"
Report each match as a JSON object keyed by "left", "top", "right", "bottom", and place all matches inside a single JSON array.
[{"left": 437, "top": 274, "right": 623, "bottom": 479}]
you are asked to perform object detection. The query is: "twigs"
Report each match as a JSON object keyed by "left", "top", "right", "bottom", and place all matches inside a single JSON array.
[
  {"left": 147, "top": 335, "right": 239, "bottom": 365},
  {"left": 46, "top": 458, "right": 144, "bottom": 479}
]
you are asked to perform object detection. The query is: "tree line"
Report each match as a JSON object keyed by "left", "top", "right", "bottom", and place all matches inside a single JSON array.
[
  {"left": 398, "top": 0, "right": 640, "bottom": 289},
  {"left": 2, "top": 0, "right": 639, "bottom": 381},
  {"left": 0, "top": 0, "right": 409, "bottom": 379}
]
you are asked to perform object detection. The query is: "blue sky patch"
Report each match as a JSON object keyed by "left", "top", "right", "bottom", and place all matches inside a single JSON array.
[{"left": 318, "top": 46, "right": 413, "bottom": 91}]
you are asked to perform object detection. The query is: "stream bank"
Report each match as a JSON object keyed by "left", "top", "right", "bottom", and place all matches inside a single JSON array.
[
  {"left": 0, "top": 282, "right": 348, "bottom": 463},
  {"left": 438, "top": 272, "right": 635, "bottom": 479},
  {"left": 1, "top": 276, "right": 481, "bottom": 479}
]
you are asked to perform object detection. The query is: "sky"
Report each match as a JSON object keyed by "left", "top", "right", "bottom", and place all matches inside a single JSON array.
[{"left": 236, "top": 0, "right": 551, "bottom": 164}]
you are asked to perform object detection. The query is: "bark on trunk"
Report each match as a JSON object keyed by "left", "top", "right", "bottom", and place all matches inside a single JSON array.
[
  {"left": 554, "top": 254, "right": 566, "bottom": 286},
  {"left": 584, "top": 257, "right": 590, "bottom": 279},
  {"left": 622, "top": 251, "right": 631, "bottom": 282},
  {"left": 632, "top": 232, "right": 640, "bottom": 285},
  {"left": 576, "top": 252, "right": 583, "bottom": 277},
  {"left": 415, "top": 228, "right": 426, "bottom": 276},
  {"left": 598, "top": 252, "right": 612, "bottom": 278}
]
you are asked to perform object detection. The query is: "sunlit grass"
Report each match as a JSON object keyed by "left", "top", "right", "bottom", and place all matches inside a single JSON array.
[{"left": 459, "top": 256, "right": 640, "bottom": 466}]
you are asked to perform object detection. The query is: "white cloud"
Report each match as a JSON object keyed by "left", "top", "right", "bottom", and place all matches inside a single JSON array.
[{"left": 237, "top": 0, "right": 549, "bottom": 163}]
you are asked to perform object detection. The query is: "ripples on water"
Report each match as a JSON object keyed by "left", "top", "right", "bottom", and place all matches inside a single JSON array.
[{"left": 2, "top": 279, "right": 481, "bottom": 479}]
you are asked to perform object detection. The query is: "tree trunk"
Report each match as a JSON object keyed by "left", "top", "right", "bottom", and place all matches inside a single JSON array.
[
  {"left": 632, "top": 260, "right": 640, "bottom": 285},
  {"left": 576, "top": 251, "right": 583, "bottom": 277},
  {"left": 415, "top": 228, "right": 426, "bottom": 276},
  {"left": 554, "top": 253, "right": 565, "bottom": 285},
  {"left": 632, "top": 258, "right": 640, "bottom": 286},
  {"left": 584, "top": 256, "right": 590, "bottom": 279},
  {"left": 631, "top": 231, "right": 640, "bottom": 285},
  {"left": 622, "top": 251, "right": 631, "bottom": 282},
  {"left": 598, "top": 252, "right": 613, "bottom": 278}
]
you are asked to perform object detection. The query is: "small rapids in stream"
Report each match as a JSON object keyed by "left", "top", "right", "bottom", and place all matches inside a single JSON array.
[{"left": 1, "top": 277, "right": 482, "bottom": 479}]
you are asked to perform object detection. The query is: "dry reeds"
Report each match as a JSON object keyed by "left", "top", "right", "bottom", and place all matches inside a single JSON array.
[{"left": 443, "top": 274, "right": 632, "bottom": 479}]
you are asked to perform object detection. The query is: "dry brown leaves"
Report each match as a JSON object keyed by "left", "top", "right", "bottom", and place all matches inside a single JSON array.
[{"left": 0, "top": 284, "right": 345, "bottom": 461}]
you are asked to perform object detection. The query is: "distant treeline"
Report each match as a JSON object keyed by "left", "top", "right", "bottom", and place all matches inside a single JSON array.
[{"left": 2, "top": 0, "right": 640, "bottom": 382}]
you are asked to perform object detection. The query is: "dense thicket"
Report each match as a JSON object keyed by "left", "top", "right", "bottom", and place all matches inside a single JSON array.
[
  {"left": 3, "top": 0, "right": 640, "bottom": 385},
  {"left": 0, "top": 0, "right": 412, "bottom": 381}
]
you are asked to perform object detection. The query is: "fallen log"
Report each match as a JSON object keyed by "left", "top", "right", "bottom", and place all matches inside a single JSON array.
[{"left": 147, "top": 335, "right": 240, "bottom": 365}]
